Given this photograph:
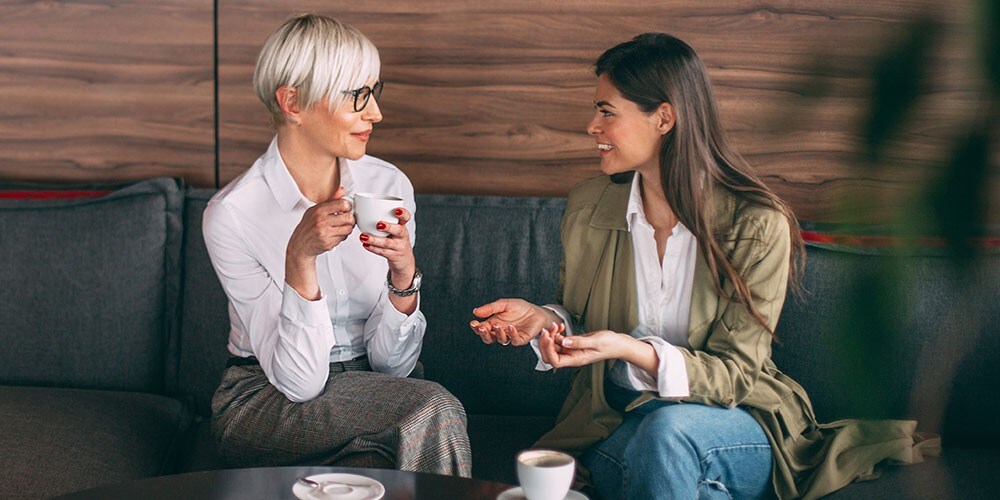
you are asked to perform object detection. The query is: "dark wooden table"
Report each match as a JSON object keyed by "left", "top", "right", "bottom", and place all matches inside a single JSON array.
[{"left": 54, "top": 466, "right": 516, "bottom": 499}]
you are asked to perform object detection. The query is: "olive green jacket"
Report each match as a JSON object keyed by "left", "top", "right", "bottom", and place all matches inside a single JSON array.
[{"left": 534, "top": 175, "right": 939, "bottom": 499}]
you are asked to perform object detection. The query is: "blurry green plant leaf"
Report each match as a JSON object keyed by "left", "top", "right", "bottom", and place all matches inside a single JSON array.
[{"left": 862, "top": 18, "right": 939, "bottom": 163}]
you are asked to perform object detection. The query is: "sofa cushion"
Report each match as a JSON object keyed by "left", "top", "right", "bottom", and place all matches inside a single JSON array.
[
  {"left": 413, "top": 194, "right": 576, "bottom": 417},
  {"left": 0, "top": 386, "right": 191, "bottom": 499},
  {"left": 773, "top": 236, "right": 1000, "bottom": 447},
  {"left": 0, "top": 179, "right": 183, "bottom": 391}
]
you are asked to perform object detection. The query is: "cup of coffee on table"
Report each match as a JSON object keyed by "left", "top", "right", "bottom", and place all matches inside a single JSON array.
[
  {"left": 516, "top": 449, "right": 575, "bottom": 500},
  {"left": 354, "top": 192, "right": 402, "bottom": 237}
]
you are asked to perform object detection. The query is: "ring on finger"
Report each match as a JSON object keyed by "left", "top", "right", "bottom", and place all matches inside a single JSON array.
[{"left": 501, "top": 340, "right": 511, "bottom": 346}]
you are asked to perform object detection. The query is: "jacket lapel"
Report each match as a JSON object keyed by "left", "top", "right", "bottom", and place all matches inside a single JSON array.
[{"left": 582, "top": 180, "right": 637, "bottom": 335}]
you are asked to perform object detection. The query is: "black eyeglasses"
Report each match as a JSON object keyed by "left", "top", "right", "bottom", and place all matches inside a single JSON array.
[{"left": 341, "top": 81, "right": 383, "bottom": 112}]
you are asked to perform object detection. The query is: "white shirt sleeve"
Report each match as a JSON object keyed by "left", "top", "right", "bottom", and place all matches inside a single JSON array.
[
  {"left": 623, "top": 336, "right": 690, "bottom": 398},
  {"left": 203, "top": 200, "right": 335, "bottom": 403},
  {"left": 363, "top": 289, "right": 426, "bottom": 377}
]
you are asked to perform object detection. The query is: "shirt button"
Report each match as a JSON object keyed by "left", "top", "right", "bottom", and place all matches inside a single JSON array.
[{"left": 338, "top": 289, "right": 346, "bottom": 296}]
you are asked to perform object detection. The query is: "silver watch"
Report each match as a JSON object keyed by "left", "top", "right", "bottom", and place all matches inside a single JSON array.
[{"left": 387, "top": 269, "right": 422, "bottom": 296}]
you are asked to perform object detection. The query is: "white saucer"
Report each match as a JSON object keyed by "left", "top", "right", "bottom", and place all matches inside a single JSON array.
[
  {"left": 497, "top": 486, "right": 588, "bottom": 500},
  {"left": 291, "top": 473, "right": 385, "bottom": 500}
]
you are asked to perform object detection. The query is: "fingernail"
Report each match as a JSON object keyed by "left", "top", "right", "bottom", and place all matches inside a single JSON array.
[
  {"left": 394, "top": 208, "right": 403, "bottom": 216},
  {"left": 359, "top": 234, "right": 369, "bottom": 242},
  {"left": 562, "top": 338, "right": 574, "bottom": 347},
  {"left": 362, "top": 243, "right": 370, "bottom": 249},
  {"left": 376, "top": 221, "right": 386, "bottom": 231}
]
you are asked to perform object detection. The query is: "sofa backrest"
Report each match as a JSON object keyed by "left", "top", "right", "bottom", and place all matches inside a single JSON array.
[
  {"left": 0, "top": 179, "right": 182, "bottom": 392},
  {"left": 176, "top": 188, "right": 999, "bottom": 448},
  {"left": 6, "top": 176, "right": 993, "bottom": 448},
  {"left": 413, "top": 194, "right": 576, "bottom": 417},
  {"left": 773, "top": 241, "right": 999, "bottom": 447},
  {"left": 174, "top": 189, "right": 231, "bottom": 414}
]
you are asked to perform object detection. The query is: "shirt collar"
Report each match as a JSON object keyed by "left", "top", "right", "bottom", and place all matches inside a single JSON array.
[
  {"left": 262, "top": 137, "right": 309, "bottom": 212},
  {"left": 262, "top": 137, "right": 355, "bottom": 212},
  {"left": 340, "top": 157, "right": 356, "bottom": 202},
  {"left": 591, "top": 172, "right": 737, "bottom": 236},
  {"left": 625, "top": 172, "right": 692, "bottom": 237},
  {"left": 625, "top": 172, "right": 643, "bottom": 233}
]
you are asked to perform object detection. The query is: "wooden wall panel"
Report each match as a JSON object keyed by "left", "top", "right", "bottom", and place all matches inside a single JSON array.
[
  {"left": 0, "top": 0, "right": 214, "bottom": 185},
  {"left": 218, "top": 0, "right": 996, "bottom": 223}
]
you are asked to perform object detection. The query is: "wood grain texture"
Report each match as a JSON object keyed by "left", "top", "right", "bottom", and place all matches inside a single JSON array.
[
  {"left": 2, "top": 1, "right": 993, "bottom": 223},
  {"left": 0, "top": 0, "right": 215, "bottom": 185},
  {"left": 218, "top": 0, "right": 996, "bottom": 223}
]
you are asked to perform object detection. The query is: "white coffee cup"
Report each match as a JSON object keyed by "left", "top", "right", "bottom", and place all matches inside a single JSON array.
[
  {"left": 516, "top": 449, "right": 575, "bottom": 500},
  {"left": 353, "top": 192, "right": 403, "bottom": 237}
]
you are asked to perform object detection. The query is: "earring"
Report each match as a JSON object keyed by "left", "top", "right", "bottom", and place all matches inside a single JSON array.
[{"left": 286, "top": 115, "right": 300, "bottom": 125}]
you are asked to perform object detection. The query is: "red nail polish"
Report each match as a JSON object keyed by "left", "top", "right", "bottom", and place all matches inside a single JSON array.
[
  {"left": 362, "top": 243, "right": 369, "bottom": 249},
  {"left": 376, "top": 222, "right": 386, "bottom": 231},
  {"left": 394, "top": 208, "right": 403, "bottom": 216},
  {"left": 359, "top": 234, "right": 369, "bottom": 241}
]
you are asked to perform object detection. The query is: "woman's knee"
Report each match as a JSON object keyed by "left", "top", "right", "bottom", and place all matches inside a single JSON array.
[
  {"left": 396, "top": 378, "right": 468, "bottom": 423},
  {"left": 631, "top": 405, "right": 704, "bottom": 451}
]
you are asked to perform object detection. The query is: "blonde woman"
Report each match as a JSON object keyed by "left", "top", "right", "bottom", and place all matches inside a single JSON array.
[{"left": 204, "top": 14, "right": 470, "bottom": 475}]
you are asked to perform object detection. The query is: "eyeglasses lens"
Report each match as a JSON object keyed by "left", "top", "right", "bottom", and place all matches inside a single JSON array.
[{"left": 354, "top": 82, "right": 383, "bottom": 112}]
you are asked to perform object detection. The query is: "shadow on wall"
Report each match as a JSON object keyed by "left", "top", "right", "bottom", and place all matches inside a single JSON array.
[{"left": 782, "top": 1, "right": 997, "bottom": 438}]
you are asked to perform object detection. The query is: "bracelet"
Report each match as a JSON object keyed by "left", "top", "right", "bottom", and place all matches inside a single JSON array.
[{"left": 386, "top": 268, "right": 422, "bottom": 296}]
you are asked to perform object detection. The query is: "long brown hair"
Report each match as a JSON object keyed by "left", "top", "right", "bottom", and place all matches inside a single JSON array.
[{"left": 596, "top": 33, "right": 805, "bottom": 333}]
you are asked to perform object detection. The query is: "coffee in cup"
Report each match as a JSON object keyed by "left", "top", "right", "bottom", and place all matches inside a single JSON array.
[
  {"left": 516, "top": 449, "right": 575, "bottom": 500},
  {"left": 353, "top": 192, "right": 403, "bottom": 237}
]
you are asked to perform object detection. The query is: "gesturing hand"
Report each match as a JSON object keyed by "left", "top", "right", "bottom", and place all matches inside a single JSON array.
[
  {"left": 538, "top": 329, "right": 628, "bottom": 368},
  {"left": 469, "top": 298, "right": 562, "bottom": 346}
]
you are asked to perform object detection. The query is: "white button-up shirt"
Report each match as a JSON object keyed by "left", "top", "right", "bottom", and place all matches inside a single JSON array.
[
  {"left": 535, "top": 172, "right": 695, "bottom": 398},
  {"left": 203, "top": 138, "right": 426, "bottom": 402}
]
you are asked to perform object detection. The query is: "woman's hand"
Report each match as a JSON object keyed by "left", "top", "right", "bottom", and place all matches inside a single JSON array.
[
  {"left": 360, "top": 206, "right": 418, "bottom": 314},
  {"left": 359, "top": 206, "right": 416, "bottom": 281},
  {"left": 287, "top": 186, "right": 355, "bottom": 259},
  {"left": 539, "top": 328, "right": 655, "bottom": 370},
  {"left": 285, "top": 186, "right": 355, "bottom": 300},
  {"left": 539, "top": 329, "right": 624, "bottom": 368},
  {"left": 469, "top": 299, "right": 562, "bottom": 346}
]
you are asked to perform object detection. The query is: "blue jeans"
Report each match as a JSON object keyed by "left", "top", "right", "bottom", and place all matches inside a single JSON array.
[{"left": 581, "top": 382, "right": 773, "bottom": 500}]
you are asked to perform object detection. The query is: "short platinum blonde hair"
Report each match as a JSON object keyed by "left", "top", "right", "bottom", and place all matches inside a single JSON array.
[{"left": 253, "top": 13, "right": 380, "bottom": 126}]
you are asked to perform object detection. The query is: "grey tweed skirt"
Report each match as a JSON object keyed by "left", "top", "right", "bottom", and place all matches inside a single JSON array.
[{"left": 211, "top": 357, "right": 471, "bottom": 477}]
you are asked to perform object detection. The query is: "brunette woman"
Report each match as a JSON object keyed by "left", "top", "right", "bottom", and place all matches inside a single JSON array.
[{"left": 472, "top": 33, "right": 935, "bottom": 499}]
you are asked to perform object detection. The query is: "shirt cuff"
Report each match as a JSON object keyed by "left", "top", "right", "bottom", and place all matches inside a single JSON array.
[
  {"left": 280, "top": 284, "right": 330, "bottom": 326},
  {"left": 379, "top": 289, "right": 423, "bottom": 333},
  {"left": 529, "top": 337, "right": 554, "bottom": 371},
  {"left": 625, "top": 336, "right": 690, "bottom": 398}
]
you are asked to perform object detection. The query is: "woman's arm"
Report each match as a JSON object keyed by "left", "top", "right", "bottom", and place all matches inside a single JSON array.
[
  {"left": 203, "top": 200, "right": 342, "bottom": 403},
  {"left": 538, "top": 327, "right": 659, "bottom": 375}
]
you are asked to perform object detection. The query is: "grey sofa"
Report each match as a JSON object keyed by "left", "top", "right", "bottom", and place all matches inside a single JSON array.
[{"left": 0, "top": 178, "right": 996, "bottom": 499}]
